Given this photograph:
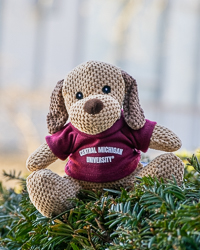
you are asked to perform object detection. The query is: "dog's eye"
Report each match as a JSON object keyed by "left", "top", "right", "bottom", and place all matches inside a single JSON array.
[
  {"left": 76, "top": 92, "right": 83, "bottom": 100},
  {"left": 102, "top": 85, "right": 111, "bottom": 94}
]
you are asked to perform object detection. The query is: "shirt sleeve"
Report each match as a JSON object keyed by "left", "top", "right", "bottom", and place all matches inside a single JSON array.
[
  {"left": 45, "top": 123, "right": 76, "bottom": 160},
  {"left": 128, "top": 119, "right": 157, "bottom": 152}
]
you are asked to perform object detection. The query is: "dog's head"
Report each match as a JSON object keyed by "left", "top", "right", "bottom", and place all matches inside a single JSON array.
[{"left": 47, "top": 61, "right": 145, "bottom": 135}]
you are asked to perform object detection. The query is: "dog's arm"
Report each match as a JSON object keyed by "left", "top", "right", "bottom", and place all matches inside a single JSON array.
[
  {"left": 149, "top": 124, "right": 182, "bottom": 152},
  {"left": 26, "top": 142, "right": 58, "bottom": 172}
]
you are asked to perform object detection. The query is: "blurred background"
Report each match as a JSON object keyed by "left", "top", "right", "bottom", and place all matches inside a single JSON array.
[{"left": 1, "top": 0, "right": 200, "bottom": 187}]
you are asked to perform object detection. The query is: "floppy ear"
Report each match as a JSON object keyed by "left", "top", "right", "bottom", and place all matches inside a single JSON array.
[
  {"left": 122, "top": 70, "right": 145, "bottom": 130},
  {"left": 47, "top": 79, "right": 68, "bottom": 134}
]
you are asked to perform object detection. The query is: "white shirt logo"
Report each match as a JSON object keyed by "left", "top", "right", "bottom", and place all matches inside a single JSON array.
[{"left": 79, "top": 146, "right": 123, "bottom": 164}]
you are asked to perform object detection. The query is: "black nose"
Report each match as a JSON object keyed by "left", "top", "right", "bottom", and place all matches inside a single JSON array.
[{"left": 83, "top": 99, "right": 104, "bottom": 115}]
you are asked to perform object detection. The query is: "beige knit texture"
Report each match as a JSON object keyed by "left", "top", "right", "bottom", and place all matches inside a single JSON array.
[
  {"left": 63, "top": 61, "right": 125, "bottom": 134},
  {"left": 27, "top": 153, "right": 184, "bottom": 217},
  {"left": 136, "top": 153, "right": 184, "bottom": 186},
  {"left": 27, "top": 169, "right": 80, "bottom": 217},
  {"left": 47, "top": 80, "right": 68, "bottom": 135},
  {"left": 26, "top": 60, "right": 184, "bottom": 218},
  {"left": 63, "top": 61, "right": 125, "bottom": 111},
  {"left": 149, "top": 124, "right": 182, "bottom": 152},
  {"left": 122, "top": 70, "right": 145, "bottom": 130},
  {"left": 46, "top": 61, "right": 146, "bottom": 135},
  {"left": 69, "top": 94, "right": 121, "bottom": 134},
  {"left": 26, "top": 142, "right": 57, "bottom": 172}
]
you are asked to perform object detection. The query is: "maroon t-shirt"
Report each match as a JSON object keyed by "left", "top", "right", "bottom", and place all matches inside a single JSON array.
[{"left": 46, "top": 112, "right": 156, "bottom": 183}]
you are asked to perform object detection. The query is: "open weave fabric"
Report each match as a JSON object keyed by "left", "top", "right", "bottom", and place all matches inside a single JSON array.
[
  {"left": 47, "top": 80, "right": 68, "bottom": 135},
  {"left": 121, "top": 70, "right": 145, "bottom": 130},
  {"left": 63, "top": 61, "right": 125, "bottom": 111},
  {"left": 27, "top": 169, "right": 79, "bottom": 217},
  {"left": 149, "top": 124, "right": 182, "bottom": 152},
  {"left": 26, "top": 153, "right": 184, "bottom": 217},
  {"left": 26, "top": 60, "right": 184, "bottom": 218},
  {"left": 136, "top": 153, "right": 184, "bottom": 186},
  {"left": 69, "top": 94, "right": 121, "bottom": 135},
  {"left": 46, "top": 61, "right": 146, "bottom": 135},
  {"left": 26, "top": 142, "right": 57, "bottom": 172}
]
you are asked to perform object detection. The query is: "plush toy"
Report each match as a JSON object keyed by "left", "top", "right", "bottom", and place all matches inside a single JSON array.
[{"left": 26, "top": 61, "right": 184, "bottom": 218}]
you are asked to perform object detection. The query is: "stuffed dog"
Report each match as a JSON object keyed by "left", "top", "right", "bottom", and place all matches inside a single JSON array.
[{"left": 26, "top": 61, "right": 184, "bottom": 218}]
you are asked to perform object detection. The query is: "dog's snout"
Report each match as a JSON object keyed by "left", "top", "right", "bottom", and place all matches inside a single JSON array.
[{"left": 83, "top": 99, "right": 104, "bottom": 115}]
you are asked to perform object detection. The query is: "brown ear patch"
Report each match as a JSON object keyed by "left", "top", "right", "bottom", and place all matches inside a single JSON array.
[
  {"left": 122, "top": 70, "right": 145, "bottom": 130},
  {"left": 47, "top": 80, "right": 68, "bottom": 134}
]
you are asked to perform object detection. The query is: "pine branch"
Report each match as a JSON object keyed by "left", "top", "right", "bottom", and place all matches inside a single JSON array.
[
  {"left": 2, "top": 170, "right": 26, "bottom": 182},
  {"left": 1, "top": 154, "right": 200, "bottom": 249}
]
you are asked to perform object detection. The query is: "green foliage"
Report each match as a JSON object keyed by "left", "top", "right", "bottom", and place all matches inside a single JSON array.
[{"left": 1, "top": 156, "right": 200, "bottom": 249}]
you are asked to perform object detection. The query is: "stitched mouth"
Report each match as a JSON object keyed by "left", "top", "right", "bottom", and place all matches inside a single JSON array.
[{"left": 83, "top": 98, "right": 104, "bottom": 115}]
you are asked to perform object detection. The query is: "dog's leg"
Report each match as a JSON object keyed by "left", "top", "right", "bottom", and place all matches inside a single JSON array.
[
  {"left": 135, "top": 153, "right": 184, "bottom": 185},
  {"left": 26, "top": 169, "right": 81, "bottom": 218}
]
